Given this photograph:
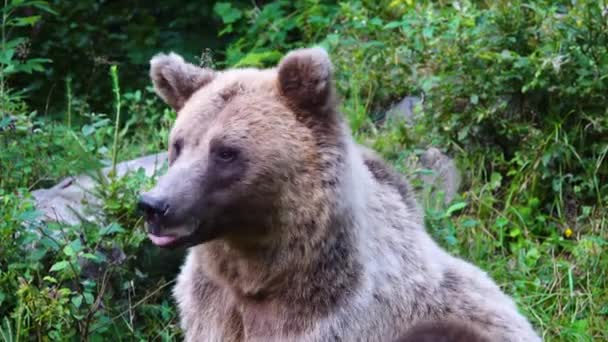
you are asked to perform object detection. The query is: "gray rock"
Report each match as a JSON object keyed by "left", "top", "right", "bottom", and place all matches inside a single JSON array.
[
  {"left": 383, "top": 95, "right": 461, "bottom": 204},
  {"left": 418, "top": 147, "right": 461, "bottom": 205},
  {"left": 25, "top": 152, "right": 173, "bottom": 280},
  {"left": 384, "top": 96, "right": 422, "bottom": 124},
  {"left": 31, "top": 152, "right": 168, "bottom": 225}
]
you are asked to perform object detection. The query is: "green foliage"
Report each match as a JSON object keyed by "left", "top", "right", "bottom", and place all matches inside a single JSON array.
[
  {"left": 2, "top": 60, "right": 179, "bottom": 339},
  {"left": 0, "top": 175, "right": 181, "bottom": 340},
  {"left": 12, "top": 0, "right": 246, "bottom": 114},
  {"left": 1, "top": 100, "right": 181, "bottom": 340},
  {"left": 213, "top": 0, "right": 338, "bottom": 67},
  {"left": 0, "top": 0, "right": 53, "bottom": 112},
  {"left": 1, "top": 0, "right": 607, "bottom": 340}
]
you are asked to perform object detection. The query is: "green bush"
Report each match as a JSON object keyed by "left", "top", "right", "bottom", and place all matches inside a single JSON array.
[{"left": 11, "top": 0, "right": 248, "bottom": 114}]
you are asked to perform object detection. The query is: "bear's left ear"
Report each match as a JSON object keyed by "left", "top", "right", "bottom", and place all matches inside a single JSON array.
[
  {"left": 277, "top": 47, "right": 335, "bottom": 115},
  {"left": 150, "top": 52, "right": 216, "bottom": 112}
]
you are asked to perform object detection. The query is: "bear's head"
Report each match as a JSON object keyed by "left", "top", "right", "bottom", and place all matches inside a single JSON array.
[{"left": 138, "top": 47, "right": 349, "bottom": 249}]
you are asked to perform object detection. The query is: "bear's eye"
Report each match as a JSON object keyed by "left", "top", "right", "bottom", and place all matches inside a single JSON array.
[{"left": 215, "top": 147, "right": 238, "bottom": 163}]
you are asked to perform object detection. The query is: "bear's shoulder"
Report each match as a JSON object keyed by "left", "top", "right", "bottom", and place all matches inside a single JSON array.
[{"left": 358, "top": 144, "right": 419, "bottom": 211}]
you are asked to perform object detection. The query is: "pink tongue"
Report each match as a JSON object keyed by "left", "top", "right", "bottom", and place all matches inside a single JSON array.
[{"left": 148, "top": 234, "right": 178, "bottom": 246}]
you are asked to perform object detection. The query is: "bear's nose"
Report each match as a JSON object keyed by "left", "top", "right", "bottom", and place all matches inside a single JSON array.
[{"left": 137, "top": 194, "right": 169, "bottom": 224}]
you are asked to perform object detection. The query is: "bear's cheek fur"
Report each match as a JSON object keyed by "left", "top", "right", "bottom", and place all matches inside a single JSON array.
[{"left": 172, "top": 145, "right": 279, "bottom": 242}]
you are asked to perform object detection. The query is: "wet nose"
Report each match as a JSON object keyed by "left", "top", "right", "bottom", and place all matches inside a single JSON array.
[{"left": 137, "top": 193, "right": 169, "bottom": 222}]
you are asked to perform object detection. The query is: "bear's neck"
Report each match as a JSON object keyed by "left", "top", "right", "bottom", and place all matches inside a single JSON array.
[
  {"left": 193, "top": 203, "right": 363, "bottom": 335},
  {"left": 193, "top": 130, "right": 369, "bottom": 330}
]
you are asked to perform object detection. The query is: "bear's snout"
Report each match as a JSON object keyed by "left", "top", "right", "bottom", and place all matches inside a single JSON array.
[{"left": 137, "top": 193, "right": 169, "bottom": 230}]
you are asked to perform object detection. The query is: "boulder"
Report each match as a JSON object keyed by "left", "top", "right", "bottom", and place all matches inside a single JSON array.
[
  {"left": 384, "top": 95, "right": 422, "bottom": 124},
  {"left": 31, "top": 152, "right": 168, "bottom": 225},
  {"left": 419, "top": 147, "right": 462, "bottom": 205},
  {"left": 384, "top": 95, "right": 461, "bottom": 204}
]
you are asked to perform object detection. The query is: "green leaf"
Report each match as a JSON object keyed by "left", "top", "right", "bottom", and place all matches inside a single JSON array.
[
  {"left": 572, "top": 319, "right": 588, "bottom": 332},
  {"left": 445, "top": 234, "right": 458, "bottom": 246},
  {"left": 2, "top": 64, "right": 16, "bottom": 74},
  {"left": 82, "top": 124, "right": 95, "bottom": 136},
  {"left": 31, "top": 1, "right": 58, "bottom": 15},
  {"left": 27, "top": 58, "right": 51, "bottom": 64},
  {"left": 0, "top": 117, "right": 11, "bottom": 129},
  {"left": 470, "top": 94, "right": 479, "bottom": 105},
  {"left": 27, "top": 247, "right": 48, "bottom": 261},
  {"left": 370, "top": 17, "right": 383, "bottom": 26},
  {"left": 446, "top": 201, "right": 468, "bottom": 216},
  {"left": 82, "top": 253, "right": 102, "bottom": 262},
  {"left": 63, "top": 239, "right": 82, "bottom": 257},
  {"left": 461, "top": 218, "right": 478, "bottom": 228},
  {"left": 383, "top": 21, "right": 402, "bottom": 29},
  {"left": 63, "top": 245, "right": 75, "bottom": 257},
  {"left": 525, "top": 247, "right": 540, "bottom": 265},
  {"left": 7, "top": 15, "right": 41, "bottom": 27},
  {"left": 233, "top": 50, "right": 282, "bottom": 68},
  {"left": 50, "top": 260, "right": 69, "bottom": 272},
  {"left": 71, "top": 294, "right": 83, "bottom": 308},
  {"left": 58, "top": 287, "right": 72, "bottom": 297},
  {"left": 490, "top": 172, "right": 502, "bottom": 190},
  {"left": 213, "top": 2, "right": 242, "bottom": 24},
  {"left": 100, "top": 222, "right": 125, "bottom": 236},
  {"left": 509, "top": 227, "right": 521, "bottom": 238},
  {"left": 0, "top": 48, "right": 15, "bottom": 64},
  {"left": 495, "top": 217, "right": 509, "bottom": 228},
  {"left": 83, "top": 292, "right": 94, "bottom": 305},
  {"left": 422, "top": 26, "right": 434, "bottom": 38},
  {"left": 528, "top": 197, "right": 540, "bottom": 208},
  {"left": 43, "top": 276, "right": 57, "bottom": 283}
]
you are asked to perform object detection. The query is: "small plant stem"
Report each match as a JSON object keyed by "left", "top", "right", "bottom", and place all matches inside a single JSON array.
[
  {"left": 66, "top": 75, "right": 72, "bottom": 128},
  {"left": 0, "top": 0, "right": 8, "bottom": 111},
  {"left": 110, "top": 65, "right": 121, "bottom": 176},
  {"left": 15, "top": 297, "right": 23, "bottom": 342}
]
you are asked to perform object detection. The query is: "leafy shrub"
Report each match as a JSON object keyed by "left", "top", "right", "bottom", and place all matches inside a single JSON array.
[
  {"left": 12, "top": 0, "right": 250, "bottom": 114},
  {"left": 1, "top": 0, "right": 53, "bottom": 117},
  {"left": 2, "top": 62, "right": 181, "bottom": 339},
  {"left": 213, "top": 0, "right": 339, "bottom": 67},
  {"left": 0, "top": 172, "right": 182, "bottom": 340},
  {"left": 0, "top": 104, "right": 184, "bottom": 341}
]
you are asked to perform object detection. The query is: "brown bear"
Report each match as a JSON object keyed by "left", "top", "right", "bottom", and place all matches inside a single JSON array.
[{"left": 138, "top": 47, "right": 541, "bottom": 341}]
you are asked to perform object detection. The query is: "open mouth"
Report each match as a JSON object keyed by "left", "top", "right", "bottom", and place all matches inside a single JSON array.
[
  {"left": 138, "top": 204, "right": 210, "bottom": 249},
  {"left": 144, "top": 221, "right": 202, "bottom": 249},
  {"left": 137, "top": 194, "right": 213, "bottom": 248},
  {"left": 147, "top": 233, "right": 180, "bottom": 247}
]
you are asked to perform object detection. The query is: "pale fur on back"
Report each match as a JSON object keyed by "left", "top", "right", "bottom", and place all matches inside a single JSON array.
[{"left": 148, "top": 48, "right": 541, "bottom": 342}]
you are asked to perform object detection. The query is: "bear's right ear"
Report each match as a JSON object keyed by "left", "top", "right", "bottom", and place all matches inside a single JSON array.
[
  {"left": 277, "top": 47, "right": 335, "bottom": 115},
  {"left": 150, "top": 52, "right": 216, "bottom": 112}
]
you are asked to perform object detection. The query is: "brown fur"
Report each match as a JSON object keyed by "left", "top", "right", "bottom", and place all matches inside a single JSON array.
[
  {"left": 142, "top": 47, "right": 542, "bottom": 341},
  {"left": 394, "top": 320, "right": 490, "bottom": 342}
]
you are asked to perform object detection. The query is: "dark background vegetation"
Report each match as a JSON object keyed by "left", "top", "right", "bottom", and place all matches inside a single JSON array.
[{"left": 1, "top": 0, "right": 606, "bottom": 340}]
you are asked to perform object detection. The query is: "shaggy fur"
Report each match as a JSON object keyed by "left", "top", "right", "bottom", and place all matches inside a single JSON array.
[
  {"left": 144, "top": 47, "right": 542, "bottom": 342},
  {"left": 394, "top": 320, "right": 490, "bottom": 342}
]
